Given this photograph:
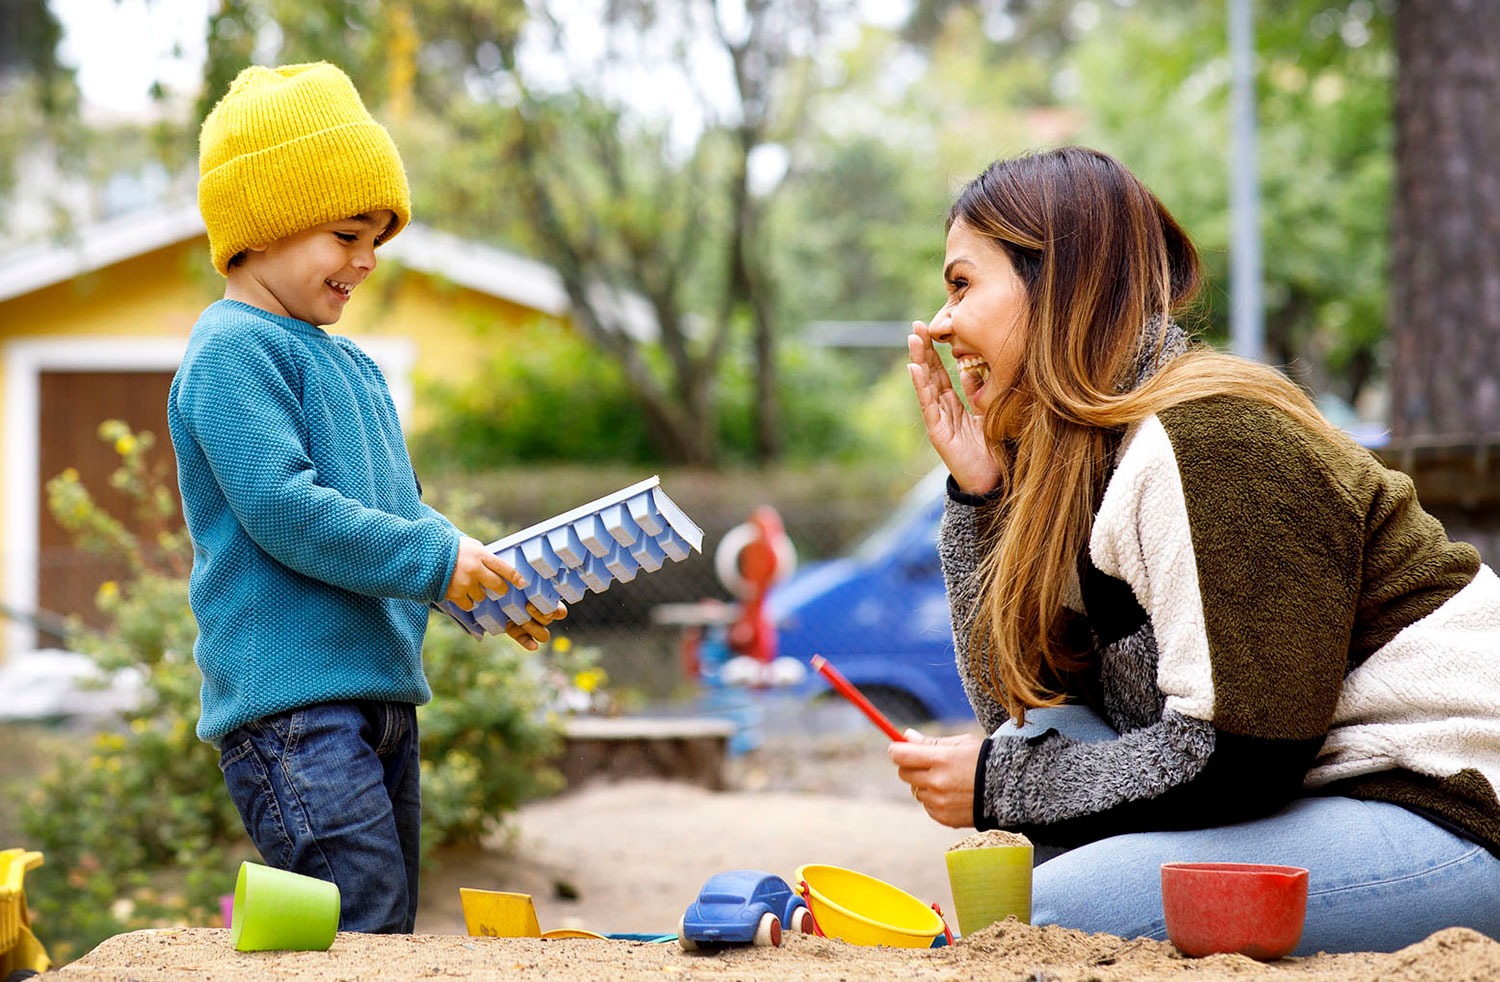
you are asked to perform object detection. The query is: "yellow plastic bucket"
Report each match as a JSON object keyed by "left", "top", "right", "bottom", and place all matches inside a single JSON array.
[{"left": 794, "top": 864, "right": 944, "bottom": 948}]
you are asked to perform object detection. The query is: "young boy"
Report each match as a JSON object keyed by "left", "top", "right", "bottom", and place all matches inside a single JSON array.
[{"left": 168, "top": 62, "right": 564, "bottom": 933}]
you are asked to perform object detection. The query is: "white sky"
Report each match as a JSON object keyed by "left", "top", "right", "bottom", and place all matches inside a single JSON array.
[
  {"left": 48, "top": 0, "right": 910, "bottom": 118},
  {"left": 51, "top": 0, "right": 214, "bottom": 117}
]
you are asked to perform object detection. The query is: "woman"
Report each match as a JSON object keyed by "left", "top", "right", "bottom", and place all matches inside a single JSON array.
[{"left": 892, "top": 146, "right": 1500, "bottom": 954}]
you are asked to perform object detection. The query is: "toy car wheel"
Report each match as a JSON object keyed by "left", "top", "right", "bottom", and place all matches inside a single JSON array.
[
  {"left": 752, "top": 911, "right": 782, "bottom": 947},
  {"left": 677, "top": 913, "right": 698, "bottom": 951},
  {"left": 790, "top": 906, "right": 816, "bottom": 935}
]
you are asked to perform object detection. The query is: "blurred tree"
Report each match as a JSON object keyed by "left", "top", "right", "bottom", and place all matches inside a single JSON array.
[
  {"left": 0, "top": 0, "right": 66, "bottom": 86},
  {"left": 1070, "top": 2, "right": 1381, "bottom": 402},
  {"left": 0, "top": 0, "right": 79, "bottom": 224},
  {"left": 1065, "top": 0, "right": 1395, "bottom": 405},
  {"left": 197, "top": 0, "right": 844, "bottom": 466},
  {"left": 15, "top": 0, "right": 1394, "bottom": 454},
  {"left": 1388, "top": 0, "right": 1500, "bottom": 440},
  {"left": 481, "top": 0, "right": 845, "bottom": 464}
]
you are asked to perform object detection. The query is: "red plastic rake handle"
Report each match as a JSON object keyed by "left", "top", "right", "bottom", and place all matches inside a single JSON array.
[{"left": 810, "top": 655, "right": 907, "bottom": 742}]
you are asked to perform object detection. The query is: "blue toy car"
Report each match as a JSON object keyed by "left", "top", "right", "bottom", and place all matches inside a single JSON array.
[
  {"left": 770, "top": 465, "right": 973, "bottom": 725},
  {"left": 678, "top": 870, "right": 815, "bottom": 949}
]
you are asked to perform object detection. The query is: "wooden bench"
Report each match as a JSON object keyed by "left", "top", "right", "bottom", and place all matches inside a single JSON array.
[{"left": 555, "top": 716, "right": 735, "bottom": 791}]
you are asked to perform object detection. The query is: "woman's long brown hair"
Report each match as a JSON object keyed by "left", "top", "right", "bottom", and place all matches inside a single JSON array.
[{"left": 954, "top": 147, "right": 1340, "bottom": 723}]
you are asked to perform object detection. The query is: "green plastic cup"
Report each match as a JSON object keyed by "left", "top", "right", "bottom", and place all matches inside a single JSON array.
[
  {"left": 230, "top": 861, "right": 340, "bottom": 952},
  {"left": 945, "top": 843, "right": 1032, "bottom": 937}
]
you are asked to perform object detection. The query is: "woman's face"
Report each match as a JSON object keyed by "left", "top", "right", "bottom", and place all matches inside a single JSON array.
[{"left": 928, "top": 220, "right": 1029, "bottom": 413}]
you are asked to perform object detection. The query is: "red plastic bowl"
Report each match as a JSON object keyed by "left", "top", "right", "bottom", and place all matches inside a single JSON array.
[{"left": 1160, "top": 862, "right": 1309, "bottom": 961}]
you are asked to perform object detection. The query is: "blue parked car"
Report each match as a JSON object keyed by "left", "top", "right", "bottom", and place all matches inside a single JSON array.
[
  {"left": 678, "top": 870, "right": 815, "bottom": 949},
  {"left": 770, "top": 466, "right": 973, "bottom": 726}
]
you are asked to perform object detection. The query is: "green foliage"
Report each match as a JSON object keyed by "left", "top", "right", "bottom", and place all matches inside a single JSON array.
[
  {"left": 20, "top": 423, "right": 600, "bottom": 960},
  {"left": 22, "top": 424, "right": 234, "bottom": 962},
  {"left": 777, "top": 0, "right": 1396, "bottom": 407},
  {"left": 717, "top": 343, "right": 903, "bottom": 465},
  {"left": 773, "top": 134, "right": 951, "bottom": 326},
  {"left": 411, "top": 322, "right": 656, "bottom": 467},
  {"left": 11, "top": 0, "right": 1401, "bottom": 463},
  {"left": 409, "top": 322, "right": 896, "bottom": 467},
  {"left": 410, "top": 488, "right": 606, "bottom": 848},
  {"left": 1065, "top": 0, "right": 1395, "bottom": 400}
]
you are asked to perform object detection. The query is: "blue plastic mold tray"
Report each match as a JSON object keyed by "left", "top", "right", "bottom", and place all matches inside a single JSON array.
[{"left": 435, "top": 475, "right": 703, "bottom": 638}]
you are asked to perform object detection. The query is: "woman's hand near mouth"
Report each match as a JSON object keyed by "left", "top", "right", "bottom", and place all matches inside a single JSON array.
[{"left": 908, "top": 321, "right": 1001, "bottom": 496}]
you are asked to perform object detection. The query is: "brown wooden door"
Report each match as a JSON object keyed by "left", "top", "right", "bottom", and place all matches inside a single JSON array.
[{"left": 36, "top": 371, "right": 178, "bottom": 647}]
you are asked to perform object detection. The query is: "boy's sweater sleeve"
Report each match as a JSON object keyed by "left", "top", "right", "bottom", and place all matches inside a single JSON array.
[
  {"left": 955, "top": 400, "right": 1364, "bottom": 843},
  {"left": 177, "top": 327, "right": 459, "bottom": 603}
]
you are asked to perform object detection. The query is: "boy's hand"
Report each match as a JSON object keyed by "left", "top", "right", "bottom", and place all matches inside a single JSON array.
[
  {"left": 504, "top": 599, "right": 568, "bottom": 652},
  {"left": 445, "top": 536, "right": 527, "bottom": 610},
  {"left": 444, "top": 537, "right": 569, "bottom": 651}
]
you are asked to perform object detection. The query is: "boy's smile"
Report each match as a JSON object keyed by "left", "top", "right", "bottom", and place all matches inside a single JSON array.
[{"left": 224, "top": 211, "right": 394, "bottom": 326}]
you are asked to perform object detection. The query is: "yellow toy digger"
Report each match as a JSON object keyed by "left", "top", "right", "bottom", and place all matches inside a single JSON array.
[{"left": 0, "top": 849, "right": 49, "bottom": 979}]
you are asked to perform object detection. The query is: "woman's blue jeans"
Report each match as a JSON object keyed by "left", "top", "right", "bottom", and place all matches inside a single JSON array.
[
  {"left": 217, "top": 700, "right": 422, "bottom": 933},
  {"left": 996, "top": 705, "right": 1500, "bottom": 955}
]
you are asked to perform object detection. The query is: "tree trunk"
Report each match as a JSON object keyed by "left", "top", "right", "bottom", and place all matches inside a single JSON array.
[
  {"left": 727, "top": 137, "right": 780, "bottom": 464},
  {"left": 1386, "top": 0, "right": 1500, "bottom": 566},
  {"left": 1389, "top": 0, "right": 1500, "bottom": 441}
]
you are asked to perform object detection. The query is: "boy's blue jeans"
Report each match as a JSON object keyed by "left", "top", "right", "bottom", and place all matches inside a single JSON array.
[
  {"left": 217, "top": 701, "right": 421, "bottom": 933},
  {"left": 997, "top": 705, "right": 1500, "bottom": 955}
]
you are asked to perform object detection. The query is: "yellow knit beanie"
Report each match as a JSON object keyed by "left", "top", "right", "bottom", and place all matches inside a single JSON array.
[{"left": 198, "top": 62, "right": 411, "bottom": 275}]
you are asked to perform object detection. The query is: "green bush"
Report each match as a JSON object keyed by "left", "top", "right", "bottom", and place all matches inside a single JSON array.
[
  {"left": 410, "top": 320, "right": 900, "bottom": 468},
  {"left": 20, "top": 423, "right": 598, "bottom": 961},
  {"left": 412, "top": 322, "right": 656, "bottom": 468}
]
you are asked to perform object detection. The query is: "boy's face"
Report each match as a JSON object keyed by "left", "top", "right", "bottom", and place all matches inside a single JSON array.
[{"left": 227, "top": 211, "right": 394, "bottom": 326}]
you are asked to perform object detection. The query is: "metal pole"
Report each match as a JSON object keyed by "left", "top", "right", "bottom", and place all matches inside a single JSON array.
[{"left": 1228, "top": 0, "right": 1265, "bottom": 362}]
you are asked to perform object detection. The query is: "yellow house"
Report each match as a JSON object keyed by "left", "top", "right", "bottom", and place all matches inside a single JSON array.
[{"left": 0, "top": 204, "right": 604, "bottom": 659}]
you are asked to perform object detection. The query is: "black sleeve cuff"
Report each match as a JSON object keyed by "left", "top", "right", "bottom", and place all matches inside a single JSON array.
[
  {"left": 972, "top": 737, "right": 999, "bottom": 830},
  {"left": 946, "top": 474, "right": 1004, "bottom": 507}
]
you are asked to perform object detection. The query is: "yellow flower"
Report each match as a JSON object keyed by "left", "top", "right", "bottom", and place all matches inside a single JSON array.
[
  {"left": 98, "top": 581, "right": 119, "bottom": 599},
  {"left": 573, "top": 667, "right": 607, "bottom": 693},
  {"left": 115, "top": 434, "right": 138, "bottom": 455},
  {"left": 552, "top": 636, "right": 572, "bottom": 653},
  {"left": 61, "top": 467, "right": 79, "bottom": 482}
]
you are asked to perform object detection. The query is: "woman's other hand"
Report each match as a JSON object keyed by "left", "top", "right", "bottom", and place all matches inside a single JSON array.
[
  {"left": 908, "top": 321, "right": 1001, "bottom": 495},
  {"left": 889, "top": 728, "right": 984, "bottom": 828}
]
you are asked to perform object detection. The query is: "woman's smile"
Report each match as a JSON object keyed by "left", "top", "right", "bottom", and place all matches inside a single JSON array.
[{"left": 928, "top": 221, "right": 1028, "bottom": 413}]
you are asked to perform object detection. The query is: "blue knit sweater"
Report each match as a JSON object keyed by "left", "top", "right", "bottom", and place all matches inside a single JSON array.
[{"left": 168, "top": 300, "right": 461, "bottom": 743}]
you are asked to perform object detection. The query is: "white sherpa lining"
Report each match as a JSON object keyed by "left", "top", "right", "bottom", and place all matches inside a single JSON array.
[
  {"left": 1089, "top": 414, "right": 1215, "bottom": 723},
  {"left": 1306, "top": 563, "right": 1500, "bottom": 791}
]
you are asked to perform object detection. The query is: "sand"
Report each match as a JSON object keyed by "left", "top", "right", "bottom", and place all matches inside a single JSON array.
[
  {"left": 50, "top": 720, "right": 1500, "bottom": 981},
  {"left": 58, "top": 922, "right": 1500, "bottom": 981}
]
